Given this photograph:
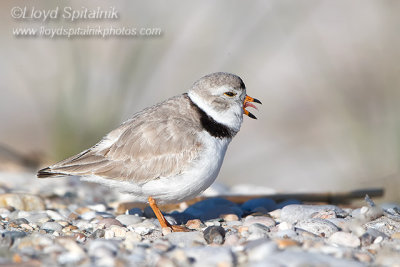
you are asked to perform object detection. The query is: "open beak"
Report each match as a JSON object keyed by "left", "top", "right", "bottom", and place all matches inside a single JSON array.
[{"left": 243, "top": 95, "right": 262, "bottom": 119}]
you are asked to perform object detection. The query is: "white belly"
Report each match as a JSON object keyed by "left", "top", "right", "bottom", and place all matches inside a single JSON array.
[{"left": 141, "top": 132, "right": 230, "bottom": 203}]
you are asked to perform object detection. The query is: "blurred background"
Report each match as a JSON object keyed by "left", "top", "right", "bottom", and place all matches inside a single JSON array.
[{"left": 0, "top": 0, "right": 399, "bottom": 202}]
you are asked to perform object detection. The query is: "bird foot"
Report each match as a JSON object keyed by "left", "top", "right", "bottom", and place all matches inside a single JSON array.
[{"left": 167, "top": 225, "right": 191, "bottom": 232}]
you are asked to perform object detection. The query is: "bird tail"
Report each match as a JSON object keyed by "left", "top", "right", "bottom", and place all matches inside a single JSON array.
[{"left": 37, "top": 167, "right": 70, "bottom": 178}]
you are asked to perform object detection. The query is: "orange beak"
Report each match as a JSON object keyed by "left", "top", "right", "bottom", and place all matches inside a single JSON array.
[{"left": 243, "top": 95, "right": 262, "bottom": 119}]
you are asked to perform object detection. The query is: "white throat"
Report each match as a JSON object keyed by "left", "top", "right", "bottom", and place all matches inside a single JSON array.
[{"left": 188, "top": 91, "right": 243, "bottom": 133}]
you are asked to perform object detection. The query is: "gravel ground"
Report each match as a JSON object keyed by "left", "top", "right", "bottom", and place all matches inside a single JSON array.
[{"left": 0, "top": 172, "right": 399, "bottom": 266}]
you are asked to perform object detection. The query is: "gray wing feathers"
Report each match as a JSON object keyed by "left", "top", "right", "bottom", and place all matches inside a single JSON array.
[{"left": 38, "top": 95, "right": 203, "bottom": 183}]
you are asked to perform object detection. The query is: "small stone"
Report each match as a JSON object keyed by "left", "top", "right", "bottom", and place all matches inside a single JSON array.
[
  {"left": 391, "top": 232, "right": 400, "bottom": 239},
  {"left": 63, "top": 225, "right": 78, "bottom": 232},
  {"left": 98, "top": 218, "right": 123, "bottom": 228},
  {"left": 244, "top": 215, "right": 276, "bottom": 228},
  {"left": 41, "top": 222, "right": 63, "bottom": 233},
  {"left": 80, "top": 211, "right": 97, "bottom": 221},
  {"left": 183, "top": 247, "right": 234, "bottom": 266},
  {"left": 278, "top": 221, "right": 293, "bottom": 231},
  {"left": 274, "top": 229, "right": 298, "bottom": 239},
  {"left": 46, "top": 210, "right": 65, "bottom": 221},
  {"left": 311, "top": 210, "right": 336, "bottom": 219},
  {"left": 268, "top": 209, "right": 281, "bottom": 220},
  {"left": 153, "top": 239, "right": 171, "bottom": 252},
  {"left": 357, "top": 206, "right": 384, "bottom": 222},
  {"left": 13, "top": 253, "right": 22, "bottom": 263},
  {"left": 373, "top": 236, "right": 383, "bottom": 244},
  {"left": 295, "top": 218, "right": 339, "bottom": 238},
  {"left": 88, "top": 204, "right": 107, "bottom": 212},
  {"left": 238, "top": 226, "right": 249, "bottom": 234},
  {"left": 74, "top": 233, "right": 86, "bottom": 242},
  {"left": 205, "top": 220, "right": 221, "bottom": 227},
  {"left": 0, "top": 193, "right": 45, "bottom": 211},
  {"left": 10, "top": 218, "right": 29, "bottom": 225},
  {"left": 123, "top": 231, "right": 142, "bottom": 250},
  {"left": 25, "top": 212, "right": 50, "bottom": 224},
  {"left": 162, "top": 227, "right": 172, "bottom": 236},
  {"left": 221, "top": 214, "right": 239, "bottom": 222},
  {"left": 186, "top": 219, "right": 203, "bottom": 230},
  {"left": 328, "top": 232, "right": 360, "bottom": 248},
  {"left": 166, "top": 232, "right": 206, "bottom": 247},
  {"left": 129, "top": 220, "right": 157, "bottom": 235},
  {"left": 248, "top": 223, "right": 270, "bottom": 240},
  {"left": 110, "top": 225, "right": 127, "bottom": 238},
  {"left": 115, "top": 214, "right": 142, "bottom": 226},
  {"left": 56, "top": 237, "right": 86, "bottom": 263},
  {"left": 245, "top": 239, "right": 278, "bottom": 262},
  {"left": 281, "top": 205, "right": 346, "bottom": 224},
  {"left": 68, "top": 212, "right": 79, "bottom": 220},
  {"left": 275, "top": 238, "right": 299, "bottom": 249},
  {"left": 90, "top": 229, "right": 105, "bottom": 238},
  {"left": 75, "top": 220, "right": 92, "bottom": 230},
  {"left": 203, "top": 226, "right": 225, "bottom": 245},
  {"left": 360, "top": 232, "right": 373, "bottom": 247},
  {"left": 104, "top": 229, "right": 115, "bottom": 239},
  {"left": 354, "top": 252, "right": 372, "bottom": 263},
  {"left": 20, "top": 223, "right": 33, "bottom": 231},
  {"left": 75, "top": 207, "right": 91, "bottom": 214},
  {"left": 224, "top": 233, "right": 240, "bottom": 246}
]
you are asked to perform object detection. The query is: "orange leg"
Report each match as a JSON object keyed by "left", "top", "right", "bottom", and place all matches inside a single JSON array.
[{"left": 148, "top": 197, "right": 190, "bottom": 232}]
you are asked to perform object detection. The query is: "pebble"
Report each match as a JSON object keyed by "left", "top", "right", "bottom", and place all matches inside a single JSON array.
[
  {"left": 184, "top": 247, "right": 234, "bottom": 266},
  {"left": 10, "top": 218, "right": 29, "bottom": 225},
  {"left": 221, "top": 213, "right": 239, "bottom": 222},
  {"left": 281, "top": 204, "right": 346, "bottom": 224},
  {"left": 25, "top": 212, "right": 50, "bottom": 224},
  {"left": 295, "top": 218, "right": 339, "bottom": 237},
  {"left": 97, "top": 218, "right": 123, "bottom": 228},
  {"left": 278, "top": 221, "right": 293, "bottom": 231},
  {"left": 129, "top": 220, "right": 157, "bottom": 235},
  {"left": 109, "top": 225, "right": 127, "bottom": 238},
  {"left": 41, "top": 222, "right": 63, "bottom": 233},
  {"left": 90, "top": 229, "right": 105, "bottom": 238},
  {"left": 243, "top": 215, "right": 276, "bottom": 228},
  {"left": 166, "top": 232, "right": 206, "bottom": 247},
  {"left": 0, "top": 193, "right": 45, "bottom": 211},
  {"left": 248, "top": 223, "right": 270, "bottom": 240},
  {"left": 328, "top": 232, "right": 361, "bottom": 248},
  {"left": 391, "top": 232, "right": 400, "bottom": 239},
  {"left": 115, "top": 214, "right": 142, "bottom": 226},
  {"left": 203, "top": 226, "right": 225, "bottom": 244},
  {"left": 186, "top": 219, "right": 204, "bottom": 230},
  {"left": 88, "top": 239, "right": 118, "bottom": 259},
  {"left": 245, "top": 239, "right": 277, "bottom": 262},
  {"left": 46, "top": 210, "right": 66, "bottom": 221},
  {"left": 80, "top": 211, "right": 97, "bottom": 221}
]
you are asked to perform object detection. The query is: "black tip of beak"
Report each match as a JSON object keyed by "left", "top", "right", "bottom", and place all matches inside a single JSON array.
[
  {"left": 253, "top": 98, "right": 262, "bottom": 104},
  {"left": 248, "top": 112, "right": 257, "bottom": 119}
]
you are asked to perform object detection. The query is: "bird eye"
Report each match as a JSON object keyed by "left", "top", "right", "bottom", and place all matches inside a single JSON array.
[{"left": 224, "top": 92, "right": 236, "bottom": 97}]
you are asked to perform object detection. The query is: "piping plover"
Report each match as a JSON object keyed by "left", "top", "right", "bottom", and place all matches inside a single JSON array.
[{"left": 37, "top": 72, "right": 261, "bottom": 231}]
